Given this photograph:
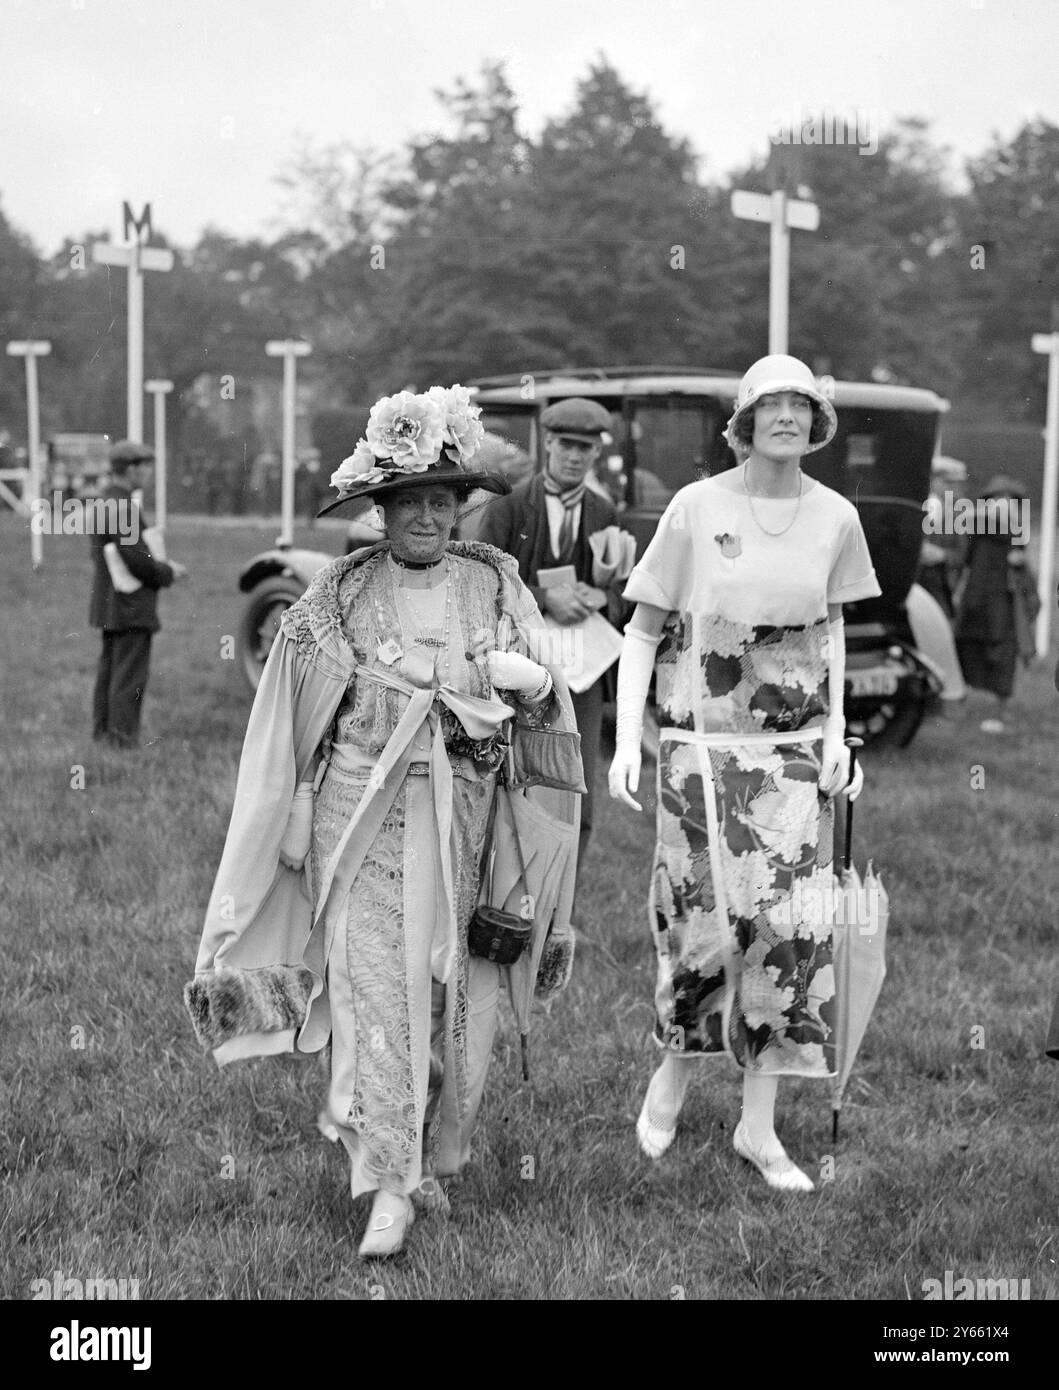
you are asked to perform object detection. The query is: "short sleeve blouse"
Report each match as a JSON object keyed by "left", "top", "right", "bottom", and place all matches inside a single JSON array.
[{"left": 623, "top": 475, "right": 880, "bottom": 626}]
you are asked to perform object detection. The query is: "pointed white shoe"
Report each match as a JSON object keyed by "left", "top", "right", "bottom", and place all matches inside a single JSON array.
[
  {"left": 733, "top": 1122, "right": 814, "bottom": 1193},
  {"left": 636, "top": 1097, "right": 677, "bottom": 1159},
  {"left": 358, "top": 1194, "right": 415, "bottom": 1258}
]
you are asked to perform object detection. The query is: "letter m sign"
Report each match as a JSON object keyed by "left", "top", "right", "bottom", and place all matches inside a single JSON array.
[{"left": 123, "top": 201, "right": 153, "bottom": 243}]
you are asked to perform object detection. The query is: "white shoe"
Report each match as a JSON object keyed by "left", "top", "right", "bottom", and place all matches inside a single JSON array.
[
  {"left": 316, "top": 1109, "right": 341, "bottom": 1143},
  {"left": 358, "top": 1193, "right": 415, "bottom": 1258},
  {"left": 979, "top": 718, "right": 1006, "bottom": 734},
  {"left": 636, "top": 1097, "right": 677, "bottom": 1159},
  {"left": 733, "top": 1122, "right": 814, "bottom": 1193}
]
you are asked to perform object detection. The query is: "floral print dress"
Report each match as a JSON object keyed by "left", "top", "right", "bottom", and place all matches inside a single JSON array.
[{"left": 623, "top": 475, "right": 881, "bottom": 1077}]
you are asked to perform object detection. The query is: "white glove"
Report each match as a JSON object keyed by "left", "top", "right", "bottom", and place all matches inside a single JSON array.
[
  {"left": 608, "top": 626, "right": 659, "bottom": 812},
  {"left": 487, "top": 649, "right": 550, "bottom": 697},
  {"left": 278, "top": 782, "right": 315, "bottom": 870},
  {"left": 819, "top": 723, "right": 864, "bottom": 801}
]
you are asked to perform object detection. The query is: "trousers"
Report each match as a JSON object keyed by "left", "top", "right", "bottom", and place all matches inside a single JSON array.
[{"left": 92, "top": 629, "right": 153, "bottom": 746}]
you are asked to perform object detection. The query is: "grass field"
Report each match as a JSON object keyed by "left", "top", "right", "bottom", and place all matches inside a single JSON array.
[{"left": 2, "top": 509, "right": 1057, "bottom": 1302}]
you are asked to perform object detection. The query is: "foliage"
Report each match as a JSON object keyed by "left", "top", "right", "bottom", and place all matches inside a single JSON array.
[{"left": 2, "top": 65, "right": 1057, "bottom": 481}]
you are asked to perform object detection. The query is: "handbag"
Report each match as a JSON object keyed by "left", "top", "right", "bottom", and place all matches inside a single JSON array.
[
  {"left": 505, "top": 718, "right": 586, "bottom": 793},
  {"left": 468, "top": 789, "right": 534, "bottom": 965},
  {"left": 467, "top": 903, "right": 533, "bottom": 966}
]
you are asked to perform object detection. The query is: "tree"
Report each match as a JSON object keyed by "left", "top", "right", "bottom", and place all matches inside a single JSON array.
[
  {"left": 726, "top": 118, "right": 971, "bottom": 393},
  {"left": 960, "top": 118, "right": 1059, "bottom": 415},
  {"left": 0, "top": 196, "right": 45, "bottom": 428}
]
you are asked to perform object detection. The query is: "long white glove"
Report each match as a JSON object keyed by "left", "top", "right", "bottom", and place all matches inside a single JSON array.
[
  {"left": 820, "top": 613, "right": 864, "bottom": 802},
  {"left": 608, "top": 626, "right": 659, "bottom": 812},
  {"left": 486, "top": 649, "right": 551, "bottom": 700},
  {"left": 278, "top": 782, "right": 315, "bottom": 870}
]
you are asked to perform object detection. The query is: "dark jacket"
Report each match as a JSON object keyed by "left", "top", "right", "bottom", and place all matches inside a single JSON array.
[
  {"left": 89, "top": 481, "right": 174, "bottom": 632},
  {"left": 476, "top": 475, "right": 622, "bottom": 611}
]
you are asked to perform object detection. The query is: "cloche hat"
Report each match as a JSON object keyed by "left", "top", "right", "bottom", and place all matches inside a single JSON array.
[
  {"left": 724, "top": 354, "right": 838, "bottom": 457},
  {"left": 317, "top": 384, "right": 511, "bottom": 519}
]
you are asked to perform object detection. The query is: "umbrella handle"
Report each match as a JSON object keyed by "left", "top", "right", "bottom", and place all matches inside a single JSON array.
[{"left": 843, "top": 737, "right": 863, "bottom": 872}]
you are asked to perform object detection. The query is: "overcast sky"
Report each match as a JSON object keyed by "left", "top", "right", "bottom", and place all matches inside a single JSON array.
[{"left": 4, "top": 0, "right": 1056, "bottom": 254}]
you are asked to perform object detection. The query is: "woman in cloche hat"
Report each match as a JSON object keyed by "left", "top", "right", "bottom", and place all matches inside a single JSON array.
[
  {"left": 186, "top": 386, "right": 581, "bottom": 1257},
  {"left": 609, "top": 354, "right": 881, "bottom": 1191}
]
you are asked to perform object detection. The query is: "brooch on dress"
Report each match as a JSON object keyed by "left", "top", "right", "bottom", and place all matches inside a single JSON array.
[{"left": 714, "top": 532, "right": 742, "bottom": 558}]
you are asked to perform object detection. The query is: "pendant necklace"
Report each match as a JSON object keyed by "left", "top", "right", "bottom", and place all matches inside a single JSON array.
[
  {"left": 388, "top": 555, "right": 455, "bottom": 680},
  {"left": 743, "top": 461, "right": 804, "bottom": 537}
]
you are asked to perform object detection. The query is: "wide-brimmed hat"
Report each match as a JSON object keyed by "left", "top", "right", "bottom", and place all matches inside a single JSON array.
[
  {"left": 724, "top": 354, "right": 838, "bottom": 456},
  {"left": 317, "top": 384, "right": 511, "bottom": 520}
]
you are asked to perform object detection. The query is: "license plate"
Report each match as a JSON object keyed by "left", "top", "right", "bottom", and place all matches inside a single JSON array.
[{"left": 849, "top": 669, "right": 899, "bottom": 698}]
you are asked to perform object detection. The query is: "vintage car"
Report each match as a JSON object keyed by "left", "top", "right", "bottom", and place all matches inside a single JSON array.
[{"left": 236, "top": 364, "right": 960, "bottom": 746}]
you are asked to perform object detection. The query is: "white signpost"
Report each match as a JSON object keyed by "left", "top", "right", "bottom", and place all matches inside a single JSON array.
[
  {"left": 6, "top": 339, "right": 52, "bottom": 568},
  {"left": 93, "top": 205, "right": 174, "bottom": 442},
  {"left": 265, "top": 340, "right": 312, "bottom": 549},
  {"left": 1031, "top": 331, "right": 1059, "bottom": 654},
  {"left": 731, "top": 189, "right": 820, "bottom": 354},
  {"left": 144, "top": 379, "right": 174, "bottom": 531}
]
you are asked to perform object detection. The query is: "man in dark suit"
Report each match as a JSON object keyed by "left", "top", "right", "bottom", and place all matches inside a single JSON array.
[
  {"left": 478, "top": 397, "right": 631, "bottom": 869},
  {"left": 89, "top": 440, "right": 186, "bottom": 747}
]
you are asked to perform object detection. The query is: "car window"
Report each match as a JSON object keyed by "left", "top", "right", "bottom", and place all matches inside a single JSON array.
[{"left": 626, "top": 399, "right": 731, "bottom": 506}]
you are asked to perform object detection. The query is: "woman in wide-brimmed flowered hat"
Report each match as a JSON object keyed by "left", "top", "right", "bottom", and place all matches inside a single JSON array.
[
  {"left": 609, "top": 354, "right": 881, "bottom": 1192},
  {"left": 186, "top": 385, "right": 581, "bottom": 1257}
]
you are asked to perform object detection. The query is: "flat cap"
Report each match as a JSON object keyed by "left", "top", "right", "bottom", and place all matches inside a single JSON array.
[
  {"left": 110, "top": 439, "right": 155, "bottom": 465},
  {"left": 540, "top": 397, "right": 612, "bottom": 441},
  {"left": 981, "top": 473, "right": 1027, "bottom": 499}
]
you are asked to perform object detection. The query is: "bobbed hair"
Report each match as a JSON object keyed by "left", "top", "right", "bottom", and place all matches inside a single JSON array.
[{"left": 729, "top": 396, "right": 833, "bottom": 453}]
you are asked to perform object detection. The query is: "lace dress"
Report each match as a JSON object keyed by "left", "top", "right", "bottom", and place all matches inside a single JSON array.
[
  {"left": 623, "top": 476, "right": 881, "bottom": 1077},
  {"left": 311, "top": 551, "right": 513, "bottom": 1196}
]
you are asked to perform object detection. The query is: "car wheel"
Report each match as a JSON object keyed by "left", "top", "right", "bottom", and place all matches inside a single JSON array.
[{"left": 237, "top": 576, "right": 306, "bottom": 692}]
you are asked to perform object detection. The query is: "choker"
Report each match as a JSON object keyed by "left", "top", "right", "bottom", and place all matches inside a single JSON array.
[{"left": 388, "top": 551, "right": 446, "bottom": 570}]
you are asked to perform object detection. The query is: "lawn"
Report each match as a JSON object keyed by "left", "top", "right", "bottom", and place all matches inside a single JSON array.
[{"left": 1, "top": 509, "right": 1057, "bottom": 1301}]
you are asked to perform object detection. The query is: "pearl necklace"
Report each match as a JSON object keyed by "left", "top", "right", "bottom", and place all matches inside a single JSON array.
[{"left": 743, "top": 461, "right": 804, "bottom": 537}]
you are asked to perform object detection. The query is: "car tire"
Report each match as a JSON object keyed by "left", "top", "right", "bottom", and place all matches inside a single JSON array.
[{"left": 237, "top": 576, "right": 306, "bottom": 692}]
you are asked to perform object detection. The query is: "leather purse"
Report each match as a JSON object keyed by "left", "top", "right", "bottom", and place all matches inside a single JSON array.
[{"left": 467, "top": 904, "right": 533, "bottom": 966}]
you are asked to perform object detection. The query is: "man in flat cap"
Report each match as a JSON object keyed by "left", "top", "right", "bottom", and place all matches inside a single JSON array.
[
  {"left": 478, "top": 397, "right": 633, "bottom": 875},
  {"left": 89, "top": 440, "right": 187, "bottom": 747}
]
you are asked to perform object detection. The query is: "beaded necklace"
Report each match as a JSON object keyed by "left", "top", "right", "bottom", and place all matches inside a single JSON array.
[{"left": 743, "top": 461, "right": 804, "bottom": 537}]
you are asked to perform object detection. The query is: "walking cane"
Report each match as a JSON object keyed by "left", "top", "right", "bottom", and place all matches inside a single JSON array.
[{"left": 833, "top": 736, "right": 864, "bottom": 1144}]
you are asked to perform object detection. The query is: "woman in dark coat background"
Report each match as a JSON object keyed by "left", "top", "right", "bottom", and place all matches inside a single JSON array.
[{"left": 953, "top": 475, "right": 1040, "bottom": 734}]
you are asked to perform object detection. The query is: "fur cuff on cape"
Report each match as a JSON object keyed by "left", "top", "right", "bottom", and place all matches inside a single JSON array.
[
  {"left": 184, "top": 965, "right": 315, "bottom": 1050},
  {"left": 534, "top": 931, "right": 575, "bottom": 1002}
]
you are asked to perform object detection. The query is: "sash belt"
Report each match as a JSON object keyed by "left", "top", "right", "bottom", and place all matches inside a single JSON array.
[{"left": 310, "top": 666, "right": 513, "bottom": 985}]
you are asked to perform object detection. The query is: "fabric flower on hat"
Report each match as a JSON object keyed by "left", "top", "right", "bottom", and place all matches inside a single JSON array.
[
  {"left": 427, "top": 383, "right": 485, "bottom": 464},
  {"left": 330, "top": 439, "right": 388, "bottom": 491},
  {"left": 365, "top": 390, "right": 446, "bottom": 472}
]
